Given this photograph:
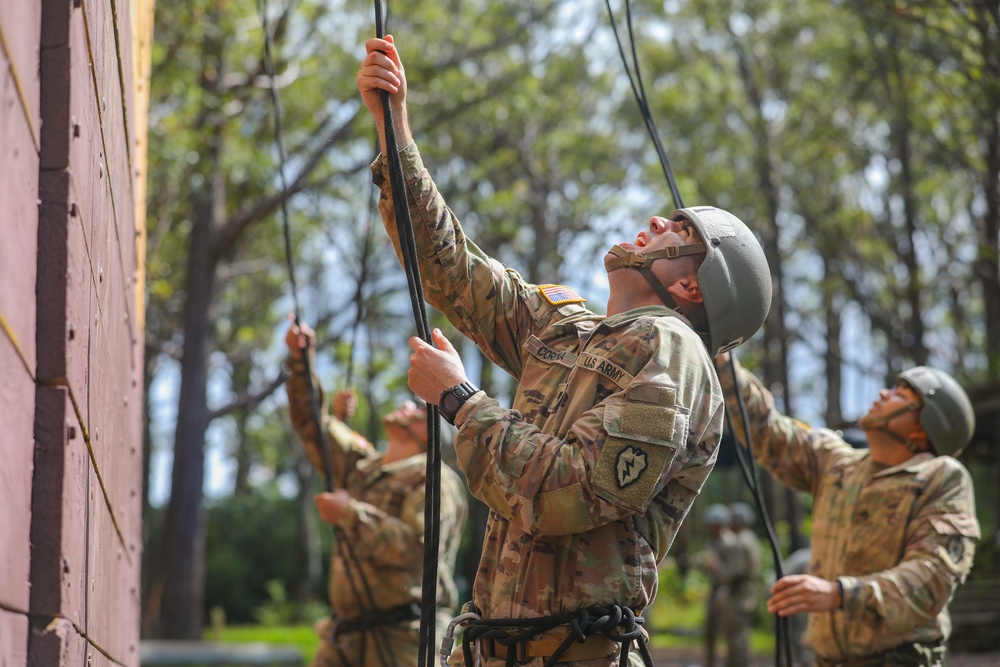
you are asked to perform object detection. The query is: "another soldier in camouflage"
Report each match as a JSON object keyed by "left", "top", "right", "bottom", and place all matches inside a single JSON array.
[
  {"left": 357, "top": 36, "right": 771, "bottom": 667},
  {"left": 285, "top": 323, "right": 468, "bottom": 667},
  {"left": 696, "top": 505, "right": 736, "bottom": 667},
  {"left": 719, "top": 355, "right": 979, "bottom": 667},
  {"left": 725, "top": 502, "right": 761, "bottom": 667}
]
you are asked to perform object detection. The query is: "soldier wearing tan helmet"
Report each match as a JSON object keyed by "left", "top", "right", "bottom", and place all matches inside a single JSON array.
[
  {"left": 718, "top": 356, "right": 979, "bottom": 667},
  {"left": 358, "top": 36, "right": 772, "bottom": 667}
]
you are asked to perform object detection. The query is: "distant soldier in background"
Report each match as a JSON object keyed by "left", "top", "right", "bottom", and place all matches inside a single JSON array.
[
  {"left": 285, "top": 322, "right": 468, "bottom": 667},
  {"left": 725, "top": 502, "right": 761, "bottom": 667},
  {"left": 697, "top": 504, "right": 735, "bottom": 667}
]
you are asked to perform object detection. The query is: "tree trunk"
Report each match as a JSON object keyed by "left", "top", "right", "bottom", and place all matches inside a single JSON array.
[
  {"left": 292, "top": 449, "right": 319, "bottom": 609},
  {"left": 980, "top": 116, "right": 1000, "bottom": 377},
  {"left": 152, "top": 188, "right": 219, "bottom": 639}
]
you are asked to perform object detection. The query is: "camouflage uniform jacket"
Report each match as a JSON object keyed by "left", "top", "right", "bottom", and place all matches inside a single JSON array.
[
  {"left": 721, "top": 361, "right": 980, "bottom": 660},
  {"left": 286, "top": 354, "right": 468, "bottom": 625},
  {"left": 723, "top": 528, "right": 761, "bottom": 615},
  {"left": 372, "top": 145, "right": 724, "bottom": 635}
]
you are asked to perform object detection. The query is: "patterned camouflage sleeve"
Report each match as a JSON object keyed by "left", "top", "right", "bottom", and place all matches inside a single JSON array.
[
  {"left": 453, "top": 324, "right": 724, "bottom": 536},
  {"left": 718, "top": 358, "right": 834, "bottom": 495},
  {"left": 285, "top": 352, "right": 375, "bottom": 486},
  {"left": 838, "top": 460, "right": 981, "bottom": 633},
  {"left": 372, "top": 145, "right": 537, "bottom": 378}
]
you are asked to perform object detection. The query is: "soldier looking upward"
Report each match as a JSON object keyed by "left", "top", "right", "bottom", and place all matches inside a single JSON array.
[
  {"left": 285, "top": 322, "right": 468, "bottom": 667},
  {"left": 719, "top": 355, "right": 980, "bottom": 667},
  {"left": 357, "top": 35, "right": 772, "bottom": 667}
]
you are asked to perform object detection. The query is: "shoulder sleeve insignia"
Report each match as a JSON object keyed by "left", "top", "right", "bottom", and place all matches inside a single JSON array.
[
  {"left": 616, "top": 446, "right": 648, "bottom": 488},
  {"left": 538, "top": 284, "right": 586, "bottom": 306}
]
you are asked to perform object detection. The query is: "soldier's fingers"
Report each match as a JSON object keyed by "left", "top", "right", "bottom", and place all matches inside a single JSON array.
[
  {"left": 408, "top": 336, "right": 431, "bottom": 353},
  {"left": 432, "top": 328, "right": 457, "bottom": 353},
  {"left": 771, "top": 575, "right": 802, "bottom": 594},
  {"left": 364, "top": 37, "right": 395, "bottom": 56}
]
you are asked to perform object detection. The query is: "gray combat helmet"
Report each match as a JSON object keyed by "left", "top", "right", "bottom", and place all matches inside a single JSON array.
[
  {"left": 705, "top": 504, "right": 731, "bottom": 527},
  {"left": 729, "top": 502, "right": 755, "bottom": 527},
  {"left": 898, "top": 366, "right": 976, "bottom": 457},
  {"left": 676, "top": 206, "right": 772, "bottom": 356}
]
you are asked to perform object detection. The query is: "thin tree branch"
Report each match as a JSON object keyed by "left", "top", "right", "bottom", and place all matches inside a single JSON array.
[{"left": 208, "top": 369, "right": 289, "bottom": 421}]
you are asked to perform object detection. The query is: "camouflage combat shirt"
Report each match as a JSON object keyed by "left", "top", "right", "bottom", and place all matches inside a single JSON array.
[
  {"left": 712, "top": 527, "right": 760, "bottom": 617},
  {"left": 372, "top": 145, "right": 725, "bottom": 658},
  {"left": 286, "top": 355, "right": 468, "bottom": 627},
  {"left": 721, "top": 360, "right": 980, "bottom": 660}
]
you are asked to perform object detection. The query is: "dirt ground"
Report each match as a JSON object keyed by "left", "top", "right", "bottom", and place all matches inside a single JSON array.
[{"left": 647, "top": 646, "right": 1000, "bottom": 666}]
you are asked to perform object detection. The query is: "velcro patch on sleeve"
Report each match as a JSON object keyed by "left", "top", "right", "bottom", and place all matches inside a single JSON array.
[
  {"left": 538, "top": 284, "right": 586, "bottom": 306},
  {"left": 621, "top": 403, "right": 677, "bottom": 442},
  {"left": 594, "top": 436, "right": 675, "bottom": 512},
  {"left": 627, "top": 384, "right": 677, "bottom": 405}
]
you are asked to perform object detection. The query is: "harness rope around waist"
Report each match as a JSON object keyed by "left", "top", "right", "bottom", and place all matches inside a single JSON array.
[
  {"left": 333, "top": 602, "right": 423, "bottom": 636},
  {"left": 460, "top": 604, "right": 653, "bottom": 667}
]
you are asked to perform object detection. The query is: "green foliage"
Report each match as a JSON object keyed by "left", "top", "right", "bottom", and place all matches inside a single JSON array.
[
  {"left": 252, "top": 580, "right": 328, "bottom": 627},
  {"left": 147, "top": 0, "right": 1000, "bottom": 639},
  {"left": 206, "top": 624, "right": 321, "bottom": 665},
  {"left": 204, "top": 491, "right": 325, "bottom": 623}
]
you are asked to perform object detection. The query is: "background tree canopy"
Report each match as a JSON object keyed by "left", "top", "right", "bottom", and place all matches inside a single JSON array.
[{"left": 142, "top": 0, "right": 999, "bottom": 638}]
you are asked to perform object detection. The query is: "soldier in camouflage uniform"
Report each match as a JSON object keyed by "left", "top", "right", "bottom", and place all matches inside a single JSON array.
[
  {"left": 724, "top": 502, "right": 761, "bottom": 667},
  {"left": 719, "top": 355, "right": 980, "bottom": 667},
  {"left": 356, "top": 36, "right": 771, "bottom": 667},
  {"left": 285, "top": 323, "right": 469, "bottom": 667},
  {"left": 696, "top": 505, "right": 736, "bottom": 667}
]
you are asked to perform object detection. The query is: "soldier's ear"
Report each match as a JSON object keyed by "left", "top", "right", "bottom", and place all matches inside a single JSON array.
[
  {"left": 907, "top": 427, "right": 930, "bottom": 453},
  {"left": 667, "top": 276, "right": 702, "bottom": 306}
]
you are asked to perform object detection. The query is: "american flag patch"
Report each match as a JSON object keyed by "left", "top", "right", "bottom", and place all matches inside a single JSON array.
[{"left": 538, "top": 284, "right": 586, "bottom": 306}]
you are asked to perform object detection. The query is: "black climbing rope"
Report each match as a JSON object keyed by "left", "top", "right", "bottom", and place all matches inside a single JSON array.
[
  {"left": 604, "top": 2, "right": 792, "bottom": 664},
  {"left": 256, "top": 2, "right": 400, "bottom": 666},
  {"left": 371, "top": 4, "right": 445, "bottom": 667}
]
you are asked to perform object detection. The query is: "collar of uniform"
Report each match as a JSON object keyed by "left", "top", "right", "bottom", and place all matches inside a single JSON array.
[
  {"left": 872, "top": 451, "right": 935, "bottom": 478},
  {"left": 602, "top": 304, "right": 692, "bottom": 329}
]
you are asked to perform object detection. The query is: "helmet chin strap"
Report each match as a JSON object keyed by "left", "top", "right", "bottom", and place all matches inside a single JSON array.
[
  {"left": 604, "top": 243, "right": 706, "bottom": 311},
  {"left": 857, "top": 401, "right": 926, "bottom": 454}
]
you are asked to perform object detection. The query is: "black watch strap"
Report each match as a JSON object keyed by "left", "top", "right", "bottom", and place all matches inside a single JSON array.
[{"left": 438, "top": 381, "right": 479, "bottom": 425}]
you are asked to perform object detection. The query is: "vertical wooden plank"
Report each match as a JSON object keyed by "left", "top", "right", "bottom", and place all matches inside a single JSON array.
[
  {"left": 0, "top": 0, "right": 42, "bottom": 147},
  {"left": 1, "top": 1, "right": 41, "bottom": 661},
  {"left": 131, "top": 0, "right": 154, "bottom": 334},
  {"left": 0, "top": 608, "right": 29, "bottom": 667},
  {"left": 28, "top": 617, "right": 88, "bottom": 667},
  {"left": 32, "top": 0, "right": 146, "bottom": 663},
  {"left": 0, "top": 19, "right": 39, "bottom": 638},
  {"left": 29, "top": 387, "right": 90, "bottom": 639}
]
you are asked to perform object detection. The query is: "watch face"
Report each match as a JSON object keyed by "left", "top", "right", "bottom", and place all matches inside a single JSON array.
[{"left": 442, "top": 393, "right": 460, "bottom": 412}]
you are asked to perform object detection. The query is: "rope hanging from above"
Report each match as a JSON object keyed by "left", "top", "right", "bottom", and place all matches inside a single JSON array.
[
  {"left": 371, "top": 4, "right": 444, "bottom": 667},
  {"left": 256, "top": 1, "right": 401, "bottom": 666},
  {"left": 603, "top": 2, "right": 791, "bottom": 664}
]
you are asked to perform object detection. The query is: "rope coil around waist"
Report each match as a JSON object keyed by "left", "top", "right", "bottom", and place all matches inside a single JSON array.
[
  {"left": 462, "top": 604, "right": 653, "bottom": 667},
  {"left": 334, "top": 603, "right": 423, "bottom": 636}
]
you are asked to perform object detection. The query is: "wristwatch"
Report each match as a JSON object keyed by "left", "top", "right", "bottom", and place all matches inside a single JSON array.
[{"left": 438, "top": 382, "right": 479, "bottom": 425}]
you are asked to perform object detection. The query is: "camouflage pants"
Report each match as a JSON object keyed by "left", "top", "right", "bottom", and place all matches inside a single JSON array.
[
  {"left": 705, "top": 591, "right": 751, "bottom": 667},
  {"left": 311, "top": 617, "right": 420, "bottom": 667}
]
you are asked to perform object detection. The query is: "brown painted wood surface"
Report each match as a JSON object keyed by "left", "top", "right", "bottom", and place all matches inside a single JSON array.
[
  {"left": 23, "top": 0, "right": 148, "bottom": 665},
  {"left": 0, "top": 1, "right": 41, "bottom": 662}
]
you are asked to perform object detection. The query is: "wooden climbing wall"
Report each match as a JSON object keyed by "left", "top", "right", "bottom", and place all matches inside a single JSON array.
[
  {"left": 0, "top": 1, "right": 41, "bottom": 664},
  {"left": 0, "top": 0, "right": 153, "bottom": 664}
]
